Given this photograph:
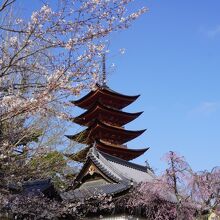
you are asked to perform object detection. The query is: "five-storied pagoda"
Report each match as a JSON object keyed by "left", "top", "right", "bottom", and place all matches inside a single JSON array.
[{"left": 62, "top": 56, "right": 154, "bottom": 200}]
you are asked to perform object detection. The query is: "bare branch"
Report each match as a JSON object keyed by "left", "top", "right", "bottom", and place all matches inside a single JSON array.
[{"left": 0, "top": 0, "right": 15, "bottom": 12}]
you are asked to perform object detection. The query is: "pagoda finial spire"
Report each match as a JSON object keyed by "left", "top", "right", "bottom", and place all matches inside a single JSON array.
[{"left": 102, "top": 53, "right": 107, "bottom": 86}]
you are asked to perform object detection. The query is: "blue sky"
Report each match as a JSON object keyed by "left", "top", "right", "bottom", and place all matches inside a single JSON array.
[
  {"left": 106, "top": 0, "right": 220, "bottom": 173},
  {"left": 21, "top": 0, "right": 220, "bottom": 173}
]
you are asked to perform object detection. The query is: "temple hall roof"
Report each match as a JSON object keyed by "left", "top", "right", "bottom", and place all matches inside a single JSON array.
[
  {"left": 75, "top": 147, "right": 155, "bottom": 188},
  {"left": 61, "top": 182, "right": 130, "bottom": 201},
  {"left": 61, "top": 147, "right": 155, "bottom": 202},
  {"left": 22, "top": 179, "right": 61, "bottom": 200}
]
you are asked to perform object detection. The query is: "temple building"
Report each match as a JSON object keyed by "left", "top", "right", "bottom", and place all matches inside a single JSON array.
[{"left": 62, "top": 59, "right": 155, "bottom": 201}]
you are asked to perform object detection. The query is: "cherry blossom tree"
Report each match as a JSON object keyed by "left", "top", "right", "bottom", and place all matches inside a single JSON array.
[
  {"left": 2, "top": 2, "right": 218, "bottom": 219},
  {"left": 124, "top": 152, "right": 220, "bottom": 219},
  {"left": 0, "top": 192, "right": 115, "bottom": 219},
  {"left": 125, "top": 151, "right": 196, "bottom": 219},
  {"left": 0, "top": 149, "right": 219, "bottom": 218},
  {"left": 0, "top": 0, "right": 147, "bottom": 187},
  {"left": 0, "top": 0, "right": 147, "bottom": 122},
  {"left": 190, "top": 166, "right": 220, "bottom": 216}
]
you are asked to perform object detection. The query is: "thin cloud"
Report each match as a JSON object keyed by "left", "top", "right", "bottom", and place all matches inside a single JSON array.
[
  {"left": 201, "top": 25, "right": 220, "bottom": 38},
  {"left": 188, "top": 101, "right": 220, "bottom": 117}
]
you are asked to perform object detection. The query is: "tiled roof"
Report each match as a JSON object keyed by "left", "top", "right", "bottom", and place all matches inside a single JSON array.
[
  {"left": 73, "top": 101, "right": 143, "bottom": 126},
  {"left": 87, "top": 147, "right": 124, "bottom": 182},
  {"left": 72, "top": 83, "right": 140, "bottom": 106},
  {"left": 22, "top": 178, "right": 61, "bottom": 200},
  {"left": 22, "top": 179, "right": 52, "bottom": 195},
  {"left": 108, "top": 160, "right": 154, "bottom": 183},
  {"left": 100, "top": 151, "right": 150, "bottom": 173},
  {"left": 72, "top": 147, "right": 155, "bottom": 192},
  {"left": 66, "top": 147, "right": 155, "bottom": 201},
  {"left": 95, "top": 139, "right": 149, "bottom": 161},
  {"left": 61, "top": 182, "right": 131, "bottom": 201},
  {"left": 93, "top": 148, "right": 155, "bottom": 184},
  {"left": 96, "top": 83, "right": 140, "bottom": 100},
  {"left": 66, "top": 119, "right": 146, "bottom": 145}
]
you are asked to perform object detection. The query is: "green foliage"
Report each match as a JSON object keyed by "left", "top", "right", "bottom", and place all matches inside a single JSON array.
[{"left": 28, "top": 151, "right": 67, "bottom": 178}]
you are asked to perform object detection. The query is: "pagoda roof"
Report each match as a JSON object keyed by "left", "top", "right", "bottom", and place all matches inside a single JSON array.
[
  {"left": 72, "top": 84, "right": 140, "bottom": 110},
  {"left": 66, "top": 120, "right": 146, "bottom": 145},
  {"left": 73, "top": 101, "right": 143, "bottom": 127},
  {"left": 96, "top": 139, "right": 149, "bottom": 161},
  {"left": 65, "top": 140, "right": 149, "bottom": 162}
]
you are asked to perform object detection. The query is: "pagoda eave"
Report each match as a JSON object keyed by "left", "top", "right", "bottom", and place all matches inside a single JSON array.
[
  {"left": 72, "top": 102, "right": 143, "bottom": 127},
  {"left": 72, "top": 84, "right": 140, "bottom": 110},
  {"left": 95, "top": 139, "right": 149, "bottom": 161},
  {"left": 66, "top": 120, "right": 146, "bottom": 145}
]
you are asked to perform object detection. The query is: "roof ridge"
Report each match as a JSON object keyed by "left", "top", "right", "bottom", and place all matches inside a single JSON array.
[
  {"left": 90, "top": 147, "right": 130, "bottom": 183},
  {"left": 96, "top": 83, "right": 140, "bottom": 99},
  {"left": 88, "top": 147, "right": 123, "bottom": 182},
  {"left": 99, "top": 150, "right": 151, "bottom": 173},
  {"left": 94, "top": 148, "right": 131, "bottom": 183}
]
